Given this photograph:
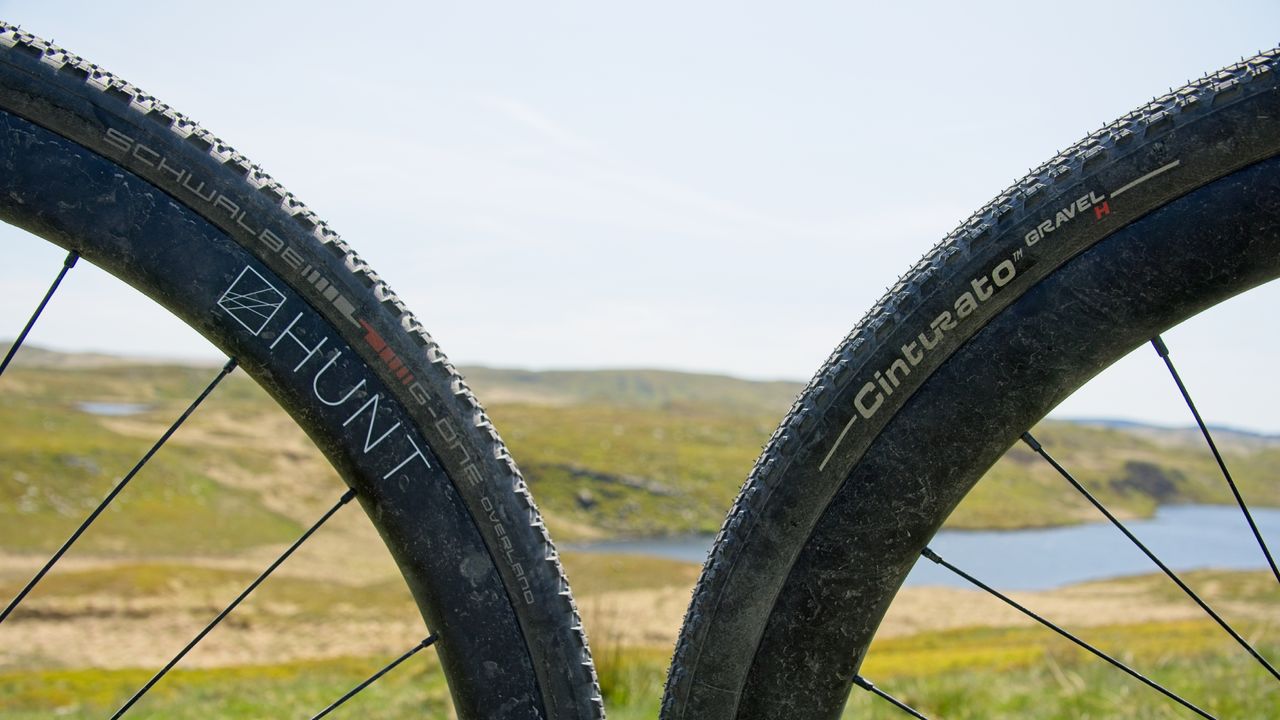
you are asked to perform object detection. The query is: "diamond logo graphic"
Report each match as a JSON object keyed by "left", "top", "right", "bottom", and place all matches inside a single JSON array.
[{"left": 217, "top": 266, "right": 285, "bottom": 336}]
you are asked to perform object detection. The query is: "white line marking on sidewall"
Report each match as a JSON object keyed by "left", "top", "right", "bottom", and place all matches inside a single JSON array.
[{"left": 1110, "top": 159, "right": 1181, "bottom": 198}]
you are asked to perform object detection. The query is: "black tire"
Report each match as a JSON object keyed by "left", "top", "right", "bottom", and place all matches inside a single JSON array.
[
  {"left": 0, "top": 22, "right": 602, "bottom": 720},
  {"left": 663, "top": 49, "right": 1280, "bottom": 719}
]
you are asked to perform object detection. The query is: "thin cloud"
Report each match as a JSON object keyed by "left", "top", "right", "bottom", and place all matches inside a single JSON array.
[{"left": 477, "top": 95, "right": 602, "bottom": 157}]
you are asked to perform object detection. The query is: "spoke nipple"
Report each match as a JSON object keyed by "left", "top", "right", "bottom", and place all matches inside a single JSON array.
[
  {"left": 1020, "top": 432, "right": 1042, "bottom": 452},
  {"left": 222, "top": 357, "right": 239, "bottom": 373},
  {"left": 421, "top": 634, "right": 437, "bottom": 648},
  {"left": 921, "top": 547, "right": 943, "bottom": 564},
  {"left": 1150, "top": 335, "right": 1170, "bottom": 358},
  {"left": 340, "top": 488, "right": 358, "bottom": 504},
  {"left": 852, "top": 674, "right": 874, "bottom": 691},
  {"left": 64, "top": 250, "right": 80, "bottom": 267}
]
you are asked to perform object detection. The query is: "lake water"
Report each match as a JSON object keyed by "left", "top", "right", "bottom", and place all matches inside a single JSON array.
[
  {"left": 567, "top": 505, "right": 1280, "bottom": 591},
  {"left": 77, "top": 401, "right": 150, "bottom": 416}
]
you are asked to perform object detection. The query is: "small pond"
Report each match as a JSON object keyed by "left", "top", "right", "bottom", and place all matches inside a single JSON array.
[
  {"left": 568, "top": 505, "right": 1280, "bottom": 590},
  {"left": 77, "top": 401, "right": 151, "bottom": 416}
]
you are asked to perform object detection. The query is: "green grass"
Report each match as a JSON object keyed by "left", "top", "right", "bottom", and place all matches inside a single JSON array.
[
  {"left": 2, "top": 352, "right": 1276, "bottom": 718},
  {"left": 559, "top": 552, "right": 701, "bottom": 594},
  {"left": 593, "top": 645, "right": 669, "bottom": 719},
  {"left": 847, "top": 622, "right": 1279, "bottom": 718},
  {"left": 460, "top": 366, "right": 804, "bottom": 414},
  {"left": 0, "top": 656, "right": 452, "bottom": 719},
  {"left": 2, "top": 552, "right": 689, "bottom": 616},
  {"left": 588, "top": 619, "right": 1280, "bottom": 720},
  {"left": 0, "top": 562, "right": 419, "bottom": 624},
  {"left": 0, "top": 388, "right": 302, "bottom": 556},
  {"left": 3, "top": 559, "right": 1275, "bottom": 718},
  {"left": 495, "top": 401, "right": 1280, "bottom": 539},
  {"left": 492, "top": 401, "right": 778, "bottom": 539},
  {"left": 952, "top": 421, "right": 1280, "bottom": 529},
  {"left": 1, "top": 618, "right": 1273, "bottom": 720},
  {"left": 5, "top": 354, "right": 1277, "bottom": 546}
]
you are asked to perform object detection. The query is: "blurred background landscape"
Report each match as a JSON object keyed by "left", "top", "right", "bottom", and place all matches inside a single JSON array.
[
  {"left": 2, "top": 1, "right": 1279, "bottom": 717},
  {"left": 0, "top": 347, "right": 1275, "bottom": 718}
]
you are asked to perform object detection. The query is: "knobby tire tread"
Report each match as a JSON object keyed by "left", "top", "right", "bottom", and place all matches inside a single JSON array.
[
  {"left": 0, "top": 21, "right": 602, "bottom": 720},
  {"left": 664, "top": 48, "right": 1280, "bottom": 720}
]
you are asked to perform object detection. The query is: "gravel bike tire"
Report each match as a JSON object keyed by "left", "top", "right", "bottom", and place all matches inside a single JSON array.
[
  {"left": 0, "top": 22, "right": 602, "bottom": 720},
  {"left": 662, "top": 49, "right": 1280, "bottom": 719}
]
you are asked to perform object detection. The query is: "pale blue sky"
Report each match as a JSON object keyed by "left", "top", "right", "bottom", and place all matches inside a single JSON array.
[{"left": 1, "top": 1, "right": 1278, "bottom": 432}]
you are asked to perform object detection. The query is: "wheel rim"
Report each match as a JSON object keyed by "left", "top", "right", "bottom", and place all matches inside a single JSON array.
[{"left": 0, "top": 22, "right": 602, "bottom": 718}]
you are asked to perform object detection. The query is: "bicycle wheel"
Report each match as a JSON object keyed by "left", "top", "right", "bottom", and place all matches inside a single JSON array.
[
  {"left": 663, "top": 49, "right": 1280, "bottom": 718},
  {"left": 0, "top": 22, "right": 601, "bottom": 719}
]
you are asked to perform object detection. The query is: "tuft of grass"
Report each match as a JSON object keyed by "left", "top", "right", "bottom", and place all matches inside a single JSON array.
[{"left": 593, "top": 641, "right": 668, "bottom": 717}]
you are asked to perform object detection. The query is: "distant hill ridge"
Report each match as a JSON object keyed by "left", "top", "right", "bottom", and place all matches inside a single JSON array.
[
  {"left": 9, "top": 344, "right": 1279, "bottom": 442},
  {"left": 458, "top": 366, "right": 805, "bottom": 414},
  {"left": 1061, "top": 417, "right": 1279, "bottom": 443},
  {"left": 1, "top": 342, "right": 205, "bottom": 369},
  {"left": 2, "top": 344, "right": 1277, "bottom": 541},
  {"left": 4, "top": 342, "right": 802, "bottom": 412}
]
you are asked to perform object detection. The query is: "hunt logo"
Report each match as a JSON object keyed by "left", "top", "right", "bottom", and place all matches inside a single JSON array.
[
  {"left": 217, "top": 266, "right": 285, "bottom": 336},
  {"left": 215, "top": 264, "right": 433, "bottom": 482}
]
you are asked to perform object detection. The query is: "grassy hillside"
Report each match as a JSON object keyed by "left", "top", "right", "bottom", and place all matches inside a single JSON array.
[
  {"left": 0, "top": 349, "right": 1273, "bottom": 716},
  {"left": 0, "top": 564, "right": 1273, "bottom": 718},
  {"left": 2, "top": 621, "right": 1273, "bottom": 719},
  {"left": 952, "top": 421, "right": 1280, "bottom": 528},
  {"left": 1, "top": 348, "right": 1276, "bottom": 548},
  {"left": 472, "top": 371, "right": 1279, "bottom": 537},
  {"left": 0, "top": 364, "right": 304, "bottom": 556},
  {"left": 458, "top": 366, "right": 803, "bottom": 413},
  {"left": 463, "top": 362, "right": 1280, "bottom": 535}
]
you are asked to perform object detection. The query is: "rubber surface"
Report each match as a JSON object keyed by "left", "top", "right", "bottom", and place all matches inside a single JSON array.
[
  {"left": 0, "top": 21, "right": 602, "bottom": 720},
  {"left": 663, "top": 49, "right": 1280, "bottom": 719}
]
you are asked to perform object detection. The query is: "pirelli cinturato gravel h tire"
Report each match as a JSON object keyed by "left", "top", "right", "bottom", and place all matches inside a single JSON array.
[
  {"left": 662, "top": 49, "right": 1280, "bottom": 719},
  {"left": 0, "top": 22, "right": 602, "bottom": 720}
]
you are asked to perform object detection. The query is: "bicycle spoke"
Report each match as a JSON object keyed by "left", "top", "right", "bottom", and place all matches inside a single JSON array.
[
  {"left": 0, "top": 249, "right": 78, "bottom": 378},
  {"left": 921, "top": 547, "right": 1215, "bottom": 719},
  {"left": 1151, "top": 335, "right": 1280, "bottom": 585},
  {"left": 110, "top": 488, "right": 358, "bottom": 719},
  {"left": 310, "top": 636, "right": 438, "bottom": 720},
  {"left": 1021, "top": 431, "right": 1279, "bottom": 681},
  {"left": 0, "top": 358, "right": 237, "bottom": 627},
  {"left": 852, "top": 675, "right": 929, "bottom": 719}
]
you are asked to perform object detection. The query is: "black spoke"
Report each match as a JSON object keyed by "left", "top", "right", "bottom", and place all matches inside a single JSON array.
[
  {"left": 852, "top": 675, "right": 928, "bottom": 719},
  {"left": 1151, "top": 335, "right": 1280, "bottom": 585},
  {"left": 311, "top": 636, "right": 438, "bottom": 720},
  {"left": 0, "top": 249, "right": 78, "bottom": 378},
  {"left": 109, "top": 488, "right": 358, "bottom": 719},
  {"left": 0, "top": 358, "right": 237, "bottom": 627},
  {"left": 1022, "top": 431, "right": 1279, "bottom": 681},
  {"left": 921, "top": 547, "right": 1215, "bottom": 719}
]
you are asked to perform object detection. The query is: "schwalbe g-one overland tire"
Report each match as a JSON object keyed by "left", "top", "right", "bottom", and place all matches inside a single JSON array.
[
  {"left": 663, "top": 50, "right": 1280, "bottom": 719},
  {"left": 0, "top": 23, "right": 602, "bottom": 720}
]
